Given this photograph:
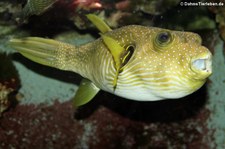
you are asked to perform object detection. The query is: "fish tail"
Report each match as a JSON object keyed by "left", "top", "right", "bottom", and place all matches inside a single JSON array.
[{"left": 9, "top": 37, "right": 78, "bottom": 71}]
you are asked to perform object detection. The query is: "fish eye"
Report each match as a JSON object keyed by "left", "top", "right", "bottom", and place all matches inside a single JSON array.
[{"left": 155, "top": 31, "right": 173, "bottom": 47}]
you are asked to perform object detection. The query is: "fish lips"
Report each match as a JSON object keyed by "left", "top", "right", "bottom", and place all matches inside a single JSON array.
[{"left": 191, "top": 52, "right": 212, "bottom": 79}]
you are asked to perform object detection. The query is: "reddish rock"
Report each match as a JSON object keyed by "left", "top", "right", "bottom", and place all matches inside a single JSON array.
[{"left": 0, "top": 87, "right": 214, "bottom": 148}]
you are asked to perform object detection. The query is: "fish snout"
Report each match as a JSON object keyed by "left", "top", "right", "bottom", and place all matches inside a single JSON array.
[{"left": 191, "top": 51, "right": 212, "bottom": 79}]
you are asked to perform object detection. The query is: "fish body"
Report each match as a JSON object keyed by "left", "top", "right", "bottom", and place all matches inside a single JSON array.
[
  {"left": 74, "top": 25, "right": 212, "bottom": 101},
  {"left": 9, "top": 15, "right": 212, "bottom": 106}
]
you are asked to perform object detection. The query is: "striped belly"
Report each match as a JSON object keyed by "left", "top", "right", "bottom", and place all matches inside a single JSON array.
[{"left": 112, "top": 61, "right": 196, "bottom": 101}]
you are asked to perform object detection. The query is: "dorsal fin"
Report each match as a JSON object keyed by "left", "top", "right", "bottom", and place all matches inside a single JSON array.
[{"left": 86, "top": 14, "right": 112, "bottom": 33}]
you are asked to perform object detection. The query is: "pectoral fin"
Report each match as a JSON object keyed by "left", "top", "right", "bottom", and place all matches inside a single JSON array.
[
  {"left": 73, "top": 79, "right": 100, "bottom": 107},
  {"left": 101, "top": 34, "right": 126, "bottom": 89},
  {"left": 86, "top": 14, "right": 112, "bottom": 33}
]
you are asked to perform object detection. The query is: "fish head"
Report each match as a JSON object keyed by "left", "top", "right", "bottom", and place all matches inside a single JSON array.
[
  {"left": 119, "top": 27, "right": 212, "bottom": 100},
  {"left": 148, "top": 29, "right": 213, "bottom": 80}
]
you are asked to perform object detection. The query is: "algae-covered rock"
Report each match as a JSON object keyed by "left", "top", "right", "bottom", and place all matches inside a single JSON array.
[
  {"left": 132, "top": 0, "right": 181, "bottom": 15},
  {"left": 214, "top": 8, "right": 225, "bottom": 41},
  {"left": 0, "top": 53, "right": 20, "bottom": 116},
  {"left": 208, "top": 0, "right": 225, "bottom": 58},
  {"left": 209, "top": 0, "right": 225, "bottom": 41},
  {"left": 0, "top": 1, "right": 21, "bottom": 25},
  {"left": 186, "top": 16, "right": 216, "bottom": 30}
]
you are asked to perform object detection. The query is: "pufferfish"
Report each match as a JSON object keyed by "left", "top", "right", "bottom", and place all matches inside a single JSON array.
[{"left": 9, "top": 14, "right": 212, "bottom": 106}]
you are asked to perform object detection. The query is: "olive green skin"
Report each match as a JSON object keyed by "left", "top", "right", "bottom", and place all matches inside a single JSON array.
[{"left": 10, "top": 25, "right": 212, "bottom": 101}]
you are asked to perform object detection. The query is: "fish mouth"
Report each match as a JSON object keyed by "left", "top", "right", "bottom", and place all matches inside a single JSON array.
[{"left": 191, "top": 52, "right": 212, "bottom": 77}]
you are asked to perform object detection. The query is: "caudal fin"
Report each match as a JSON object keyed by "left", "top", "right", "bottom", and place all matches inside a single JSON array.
[{"left": 9, "top": 37, "right": 76, "bottom": 70}]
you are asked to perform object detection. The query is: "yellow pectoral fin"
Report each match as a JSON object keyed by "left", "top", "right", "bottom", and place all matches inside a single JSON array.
[
  {"left": 101, "top": 34, "right": 126, "bottom": 90},
  {"left": 73, "top": 79, "right": 100, "bottom": 107},
  {"left": 86, "top": 14, "right": 112, "bottom": 33},
  {"left": 101, "top": 34, "right": 125, "bottom": 70}
]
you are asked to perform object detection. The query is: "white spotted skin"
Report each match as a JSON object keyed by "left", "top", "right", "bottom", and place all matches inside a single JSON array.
[
  {"left": 9, "top": 25, "right": 211, "bottom": 102},
  {"left": 45, "top": 25, "right": 212, "bottom": 101},
  {"left": 68, "top": 25, "right": 212, "bottom": 101}
]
